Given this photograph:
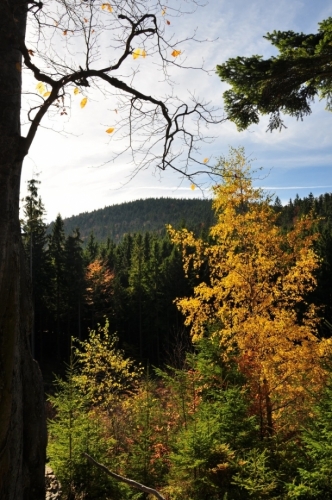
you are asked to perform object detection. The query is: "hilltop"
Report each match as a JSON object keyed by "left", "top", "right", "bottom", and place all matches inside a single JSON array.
[{"left": 61, "top": 197, "right": 214, "bottom": 242}]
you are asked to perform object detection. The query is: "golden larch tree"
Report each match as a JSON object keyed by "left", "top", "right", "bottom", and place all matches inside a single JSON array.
[{"left": 169, "top": 148, "right": 331, "bottom": 435}]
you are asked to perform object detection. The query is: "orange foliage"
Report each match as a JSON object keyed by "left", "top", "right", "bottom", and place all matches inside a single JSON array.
[{"left": 85, "top": 259, "right": 114, "bottom": 311}]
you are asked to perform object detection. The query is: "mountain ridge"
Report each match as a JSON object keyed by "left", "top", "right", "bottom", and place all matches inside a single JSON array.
[{"left": 61, "top": 197, "right": 214, "bottom": 243}]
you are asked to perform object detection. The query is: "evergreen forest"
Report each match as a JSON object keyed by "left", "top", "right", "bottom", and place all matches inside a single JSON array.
[
  {"left": 59, "top": 198, "right": 215, "bottom": 243},
  {"left": 22, "top": 150, "right": 332, "bottom": 499}
]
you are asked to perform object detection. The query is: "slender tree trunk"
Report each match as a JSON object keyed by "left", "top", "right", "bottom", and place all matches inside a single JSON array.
[
  {"left": 0, "top": 1, "right": 46, "bottom": 498},
  {"left": 263, "top": 378, "right": 273, "bottom": 437}
]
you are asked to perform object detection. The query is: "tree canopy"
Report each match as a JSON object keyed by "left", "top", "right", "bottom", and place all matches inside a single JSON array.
[
  {"left": 216, "top": 17, "right": 332, "bottom": 131},
  {"left": 169, "top": 148, "right": 332, "bottom": 434}
]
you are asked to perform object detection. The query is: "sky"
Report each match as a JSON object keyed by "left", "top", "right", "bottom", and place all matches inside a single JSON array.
[{"left": 20, "top": 0, "right": 332, "bottom": 223}]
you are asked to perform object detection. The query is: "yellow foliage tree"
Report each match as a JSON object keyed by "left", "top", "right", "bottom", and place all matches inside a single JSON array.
[
  {"left": 74, "top": 320, "right": 142, "bottom": 412},
  {"left": 168, "top": 148, "right": 331, "bottom": 434}
]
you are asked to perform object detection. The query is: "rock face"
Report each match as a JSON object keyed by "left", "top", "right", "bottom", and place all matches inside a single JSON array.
[{"left": 45, "top": 466, "right": 62, "bottom": 500}]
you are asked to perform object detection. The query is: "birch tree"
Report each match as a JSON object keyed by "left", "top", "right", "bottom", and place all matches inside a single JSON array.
[{"left": 169, "top": 148, "right": 332, "bottom": 435}]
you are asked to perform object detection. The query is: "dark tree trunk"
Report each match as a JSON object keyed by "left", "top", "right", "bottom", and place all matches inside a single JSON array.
[
  {"left": 263, "top": 378, "right": 273, "bottom": 437},
  {"left": 0, "top": 1, "right": 47, "bottom": 499}
]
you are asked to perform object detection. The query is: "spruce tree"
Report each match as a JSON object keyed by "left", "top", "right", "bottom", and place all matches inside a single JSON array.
[
  {"left": 49, "top": 214, "right": 66, "bottom": 360},
  {"left": 64, "top": 229, "right": 85, "bottom": 340},
  {"left": 217, "top": 17, "right": 332, "bottom": 131},
  {"left": 129, "top": 233, "right": 149, "bottom": 359},
  {"left": 21, "top": 179, "right": 51, "bottom": 359},
  {"left": 287, "top": 373, "right": 332, "bottom": 499}
]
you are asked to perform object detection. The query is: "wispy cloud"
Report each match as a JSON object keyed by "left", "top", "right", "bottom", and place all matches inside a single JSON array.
[{"left": 21, "top": 0, "right": 332, "bottom": 221}]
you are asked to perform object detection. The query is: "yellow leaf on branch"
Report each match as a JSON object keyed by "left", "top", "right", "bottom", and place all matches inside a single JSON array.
[
  {"left": 80, "top": 97, "right": 88, "bottom": 108},
  {"left": 203, "top": 158, "right": 209, "bottom": 163},
  {"left": 161, "top": 8, "right": 166, "bottom": 15},
  {"left": 73, "top": 87, "right": 80, "bottom": 95},
  {"left": 132, "top": 48, "right": 147, "bottom": 59},
  {"left": 106, "top": 127, "right": 115, "bottom": 134},
  {"left": 190, "top": 184, "right": 196, "bottom": 190},
  {"left": 43, "top": 91, "right": 51, "bottom": 97},
  {"left": 36, "top": 82, "right": 45, "bottom": 94},
  {"left": 101, "top": 3, "right": 113, "bottom": 12},
  {"left": 171, "top": 49, "right": 181, "bottom": 58}
]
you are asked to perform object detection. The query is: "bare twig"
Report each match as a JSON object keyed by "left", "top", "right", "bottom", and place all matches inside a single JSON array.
[
  {"left": 83, "top": 453, "right": 166, "bottom": 500},
  {"left": 11, "top": 0, "right": 227, "bottom": 183}
]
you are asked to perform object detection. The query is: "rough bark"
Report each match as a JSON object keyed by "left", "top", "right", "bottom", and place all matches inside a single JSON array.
[{"left": 0, "top": 1, "right": 47, "bottom": 498}]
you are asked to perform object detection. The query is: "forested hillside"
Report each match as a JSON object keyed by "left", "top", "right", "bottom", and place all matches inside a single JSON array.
[
  {"left": 32, "top": 151, "right": 332, "bottom": 499},
  {"left": 60, "top": 198, "right": 215, "bottom": 243},
  {"left": 22, "top": 179, "right": 332, "bottom": 376}
]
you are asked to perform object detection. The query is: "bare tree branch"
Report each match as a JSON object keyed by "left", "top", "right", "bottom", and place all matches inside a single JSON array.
[
  {"left": 83, "top": 453, "right": 166, "bottom": 500},
  {"left": 18, "top": 0, "right": 226, "bottom": 181}
]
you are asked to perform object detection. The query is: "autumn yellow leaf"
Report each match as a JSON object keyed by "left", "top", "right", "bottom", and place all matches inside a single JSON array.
[
  {"left": 36, "top": 82, "right": 45, "bottom": 94},
  {"left": 73, "top": 87, "right": 80, "bottom": 95},
  {"left": 63, "top": 30, "right": 67, "bottom": 36},
  {"left": 171, "top": 49, "right": 181, "bottom": 58},
  {"left": 106, "top": 127, "right": 115, "bottom": 134},
  {"left": 43, "top": 91, "right": 51, "bottom": 97},
  {"left": 161, "top": 8, "right": 166, "bottom": 15},
  {"left": 203, "top": 157, "right": 209, "bottom": 164},
  {"left": 132, "top": 48, "right": 147, "bottom": 59},
  {"left": 101, "top": 3, "right": 113, "bottom": 12},
  {"left": 80, "top": 97, "right": 88, "bottom": 108},
  {"left": 190, "top": 184, "right": 196, "bottom": 190}
]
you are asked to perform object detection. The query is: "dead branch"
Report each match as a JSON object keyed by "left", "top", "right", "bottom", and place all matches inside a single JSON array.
[{"left": 83, "top": 452, "right": 166, "bottom": 500}]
